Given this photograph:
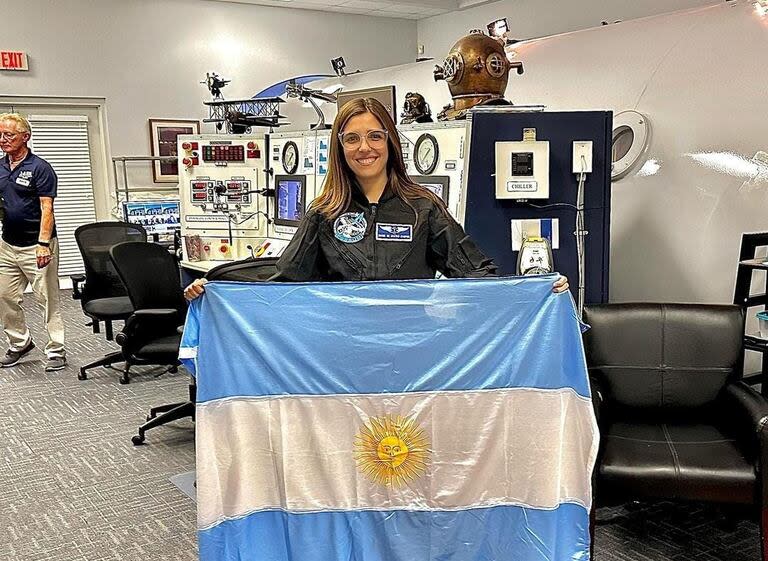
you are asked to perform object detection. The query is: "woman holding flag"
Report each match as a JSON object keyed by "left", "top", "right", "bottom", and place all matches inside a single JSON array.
[{"left": 184, "top": 97, "right": 567, "bottom": 298}]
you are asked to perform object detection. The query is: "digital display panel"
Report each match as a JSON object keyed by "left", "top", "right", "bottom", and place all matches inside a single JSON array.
[
  {"left": 411, "top": 175, "right": 450, "bottom": 204},
  {"left": 273, "top": 175, "right": 307, "bottom": 227},
  {"left": 202, "top": 144, "right": 245, "bottom": 162},
  {"left": 422, "top": 183, "right": 445, "bottom": 200},
  {"left": 511, "top": 152, "right": 534, "bottom": 176},
  {"left": 123, "top": 201, "right": 180, "bottom": 235}
]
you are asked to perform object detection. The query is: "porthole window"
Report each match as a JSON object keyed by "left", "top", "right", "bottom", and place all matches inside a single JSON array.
[
  {"left": 611, "top": 111, "right": 650, "bottom": 181},
  {"left": 612, "top": 126, "right": 634, "bottom": 162}
]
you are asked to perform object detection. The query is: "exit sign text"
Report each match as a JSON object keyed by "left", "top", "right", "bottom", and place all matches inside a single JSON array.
[{"left": 1, "top": 51, "right": 28, "bottom": 71}]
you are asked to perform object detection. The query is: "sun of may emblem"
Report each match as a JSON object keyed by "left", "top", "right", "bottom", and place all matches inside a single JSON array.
[{"left": 354, "top": 414, "right": 431, "bottom": 487}]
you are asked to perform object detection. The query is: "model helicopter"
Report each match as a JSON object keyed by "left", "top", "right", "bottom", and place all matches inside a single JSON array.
[{"left": 285, "top": 81, "right": 340, "bottom": 130}]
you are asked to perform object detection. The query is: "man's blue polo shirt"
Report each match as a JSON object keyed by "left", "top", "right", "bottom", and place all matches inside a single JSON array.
[{"left": 0, "top": 151, "right": 57, "bottom": 247}]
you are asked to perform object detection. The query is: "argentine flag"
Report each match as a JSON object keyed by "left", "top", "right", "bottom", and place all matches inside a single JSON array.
[{"left": 180, "top": 275, "right": 598, "bottom": 561}]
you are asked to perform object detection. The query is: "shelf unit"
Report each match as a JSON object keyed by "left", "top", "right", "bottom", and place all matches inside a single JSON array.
[{"left": 733, "top": 233, "right": 768, "bottom": 394}]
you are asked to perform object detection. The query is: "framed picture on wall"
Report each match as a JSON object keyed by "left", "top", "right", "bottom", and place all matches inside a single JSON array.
[{"left": 148, "top": 118, "right": 200, "bottom": 183}]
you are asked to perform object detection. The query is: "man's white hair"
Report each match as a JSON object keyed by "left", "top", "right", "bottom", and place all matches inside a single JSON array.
[{"left": 0, "top": 113, "right": 32, "bottom": 135}]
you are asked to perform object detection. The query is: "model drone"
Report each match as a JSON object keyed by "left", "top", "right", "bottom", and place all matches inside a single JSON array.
[{"left": 201, "top": 72, "right": 231, "bottom": 100}]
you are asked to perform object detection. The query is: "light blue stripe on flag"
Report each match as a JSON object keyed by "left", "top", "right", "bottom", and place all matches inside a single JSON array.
[
  {"left": 199, "top": 504, "right": 590, "bottom": 561},
  {"left": 181, "top": 275, "right": 589, "bottom": 402}
]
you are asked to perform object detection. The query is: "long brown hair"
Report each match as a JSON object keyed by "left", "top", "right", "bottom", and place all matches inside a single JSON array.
[{"left": 312, "top": 97, "right": 445, "bottom": 220}]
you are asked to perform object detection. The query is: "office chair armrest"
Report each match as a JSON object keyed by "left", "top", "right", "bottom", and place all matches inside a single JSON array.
[
  {"left": 131, "top": 308, "right": 180, "bottom": 320},
  {"left": 70, "top": 274, "right": 86, "bottom": 300},
  {"left": 116, "top": 308, "right": 182, "bottom": 347}
]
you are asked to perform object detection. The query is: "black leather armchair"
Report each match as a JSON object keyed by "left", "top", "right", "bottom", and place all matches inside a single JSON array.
[
  {"left": 583, "top": 303, "right": 768, "bottom": 560},
  {"left": 73, "top": 222, "right": 147, "bottom": 381}
]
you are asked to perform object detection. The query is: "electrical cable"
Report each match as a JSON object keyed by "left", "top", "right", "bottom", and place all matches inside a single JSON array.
[
  {"left": 524, "top": 202, "right": 579, "bottom": 211},
  {"left": 524, "top": 152, "right": 588, "bottom": 317},
  {"left": 575, "top": 154, "right": 588, "bottom": 319}
]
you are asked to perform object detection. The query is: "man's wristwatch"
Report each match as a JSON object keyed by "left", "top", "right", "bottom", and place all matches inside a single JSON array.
[{"left": 37, "top": 240, "right": 51, "bottom": 248}]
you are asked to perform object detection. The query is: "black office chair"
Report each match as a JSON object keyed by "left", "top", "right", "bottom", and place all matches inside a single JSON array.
[
  {"left": 109, "top": 241, "right": 186, "bottom": 385},
  {"left": 72, "top": 222, "right": 146, "bottom": 381},
  {"left": 584, "top": 303, "right": 768, "bottom": 561},
  {"left": 126, "top": 257, "right": 279, "bottom": 445},
  {"left": 205, "top": 256, "right": 280, "bottom": 282}
]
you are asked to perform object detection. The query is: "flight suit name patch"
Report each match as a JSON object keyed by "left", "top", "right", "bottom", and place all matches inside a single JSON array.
[{"left": 375, "top": 223, "right": 413, "bottom": 242}]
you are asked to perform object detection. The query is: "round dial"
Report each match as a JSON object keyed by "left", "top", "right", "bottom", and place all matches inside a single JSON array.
[
  {"left": 414, "top": 133, "right": 439, "bottom": 175},
  {"left": 282, "top": 141, "right": 299, "bottom": 174}
]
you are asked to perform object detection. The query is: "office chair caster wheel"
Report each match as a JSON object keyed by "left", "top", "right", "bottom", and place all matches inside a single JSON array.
[
  {"left": 78, "top": 369, "right": 87, "bottom": 381},
  {"left": 131, "top": 434, "right": 145, "bottom": 446},
  {"left": 120, "top": 373, "right": 130, "bottom": 384}
]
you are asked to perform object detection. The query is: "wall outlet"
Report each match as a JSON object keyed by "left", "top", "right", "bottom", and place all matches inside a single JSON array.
[
  {"left": 573, "top": 140, "right": 593, "bottom": 173},
  {"left": 418, "top": 44, "right": 425, "bottom": 55}
]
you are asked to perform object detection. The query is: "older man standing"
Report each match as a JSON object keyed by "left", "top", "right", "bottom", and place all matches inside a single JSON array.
[{"left": 0, "top": 113, "right": 66, "bottom": 371}]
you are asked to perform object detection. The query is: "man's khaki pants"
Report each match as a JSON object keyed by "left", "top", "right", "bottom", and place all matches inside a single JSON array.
[{"left": 0, "top": 238, "right": 65, "bottom": 358}]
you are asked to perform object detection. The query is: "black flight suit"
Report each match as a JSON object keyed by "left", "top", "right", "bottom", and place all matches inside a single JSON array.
[{"left": 272, "top": 185, "right": 496, "bottom": 281}]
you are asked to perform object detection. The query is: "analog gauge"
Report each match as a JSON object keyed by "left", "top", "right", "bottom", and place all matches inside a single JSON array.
[
  {"left": 414, "top": 133, "right": 439, "bottom": 175},
  {"left": 282, "top": 141, "right": 299, "bottom": 174}
]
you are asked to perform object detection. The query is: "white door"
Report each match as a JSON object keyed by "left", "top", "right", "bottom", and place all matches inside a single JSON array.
[{"left": 26, "top": 115, "right": 98, "bottom": 276}]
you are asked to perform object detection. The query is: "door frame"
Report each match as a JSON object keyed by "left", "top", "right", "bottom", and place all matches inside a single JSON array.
[{"left": 0, "top": 95, "right": 112, "bottom": 220}]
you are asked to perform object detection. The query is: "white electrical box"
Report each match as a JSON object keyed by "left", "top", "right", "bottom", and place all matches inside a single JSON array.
[
  {"left": 494, "top": 140, "right": 550, "bottom": 199},
  {"left": 572, "top": 140, "right": 593, "bottom": 173}
]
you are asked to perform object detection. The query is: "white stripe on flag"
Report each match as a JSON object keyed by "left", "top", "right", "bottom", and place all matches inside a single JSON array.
[{"left": 196, "top": 387, "right": 598, "bottom": 529}]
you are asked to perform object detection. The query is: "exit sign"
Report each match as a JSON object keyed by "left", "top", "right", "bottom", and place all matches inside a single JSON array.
[{"left": 1, "top": 51, "right": 28, "bottom": 71}]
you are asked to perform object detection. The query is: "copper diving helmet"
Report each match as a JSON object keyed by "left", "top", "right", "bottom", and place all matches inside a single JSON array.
[{"left": 433, "top": 29, "right": 523, "bottom": 120}]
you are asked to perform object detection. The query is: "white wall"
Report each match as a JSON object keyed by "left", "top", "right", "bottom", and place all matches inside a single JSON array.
[
  {"left": 311, "top": 1, "right": 768, "bottom": 307},
  {"left": 1, "top": 0, "right": 416, "bottom": 215},
  {"left": 418, "top": 0, "right": 718, "bottom": 59}
]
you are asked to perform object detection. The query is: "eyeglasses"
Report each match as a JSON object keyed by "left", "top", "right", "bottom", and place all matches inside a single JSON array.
[
  {"left": 0, "top": 132, "right": 19, "bottom": 141},
  {"left": 338, "top": 129, "right": 388, "bottom": 149}
]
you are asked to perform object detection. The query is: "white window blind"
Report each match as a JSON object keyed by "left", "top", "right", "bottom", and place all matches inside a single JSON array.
[{"left": 26, "top": 115, "right": 97, "bottom": 277}]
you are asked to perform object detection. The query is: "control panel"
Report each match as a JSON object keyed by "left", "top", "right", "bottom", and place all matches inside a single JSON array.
[
  {"left": 178, "top": 134, "right": 268, "bottom": 264},
  {"left": 397, "top": 121, "right": 468, "bottom": 222},
  {"left": 190, "top": 179, "right": 252, "bottom": 205},
  {"left": 269, "top": 130, "right": 331, "bottom": 241}
]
